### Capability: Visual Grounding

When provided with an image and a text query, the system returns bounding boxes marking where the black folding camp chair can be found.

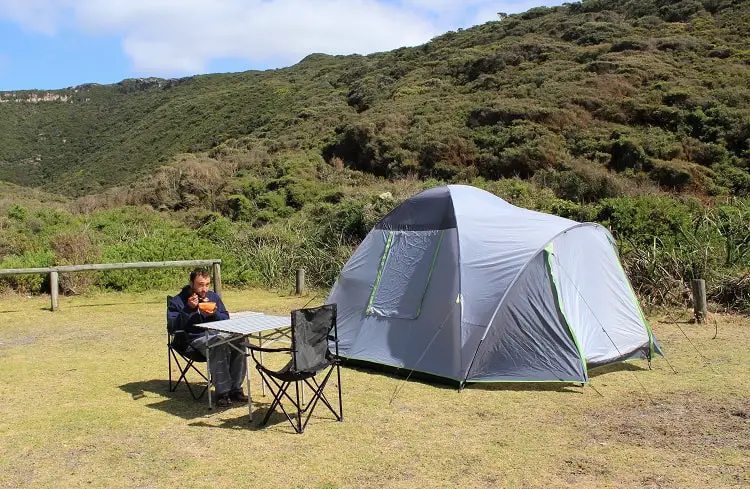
[248,304,343,433]
[166,296,208,400]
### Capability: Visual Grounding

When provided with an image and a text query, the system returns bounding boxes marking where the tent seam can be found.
[366,231,393,314]
[447,188,465,386]
[463,222,596,382]
[545,244,588,379]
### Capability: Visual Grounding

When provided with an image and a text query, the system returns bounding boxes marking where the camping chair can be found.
[248,304,343,433]
[166,296,209,400]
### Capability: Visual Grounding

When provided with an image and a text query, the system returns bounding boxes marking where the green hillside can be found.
[1,0,748,196]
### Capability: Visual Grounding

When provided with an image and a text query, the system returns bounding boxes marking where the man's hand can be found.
[187,294,199,310]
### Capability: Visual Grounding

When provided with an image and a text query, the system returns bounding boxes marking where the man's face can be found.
[190,275,211,299]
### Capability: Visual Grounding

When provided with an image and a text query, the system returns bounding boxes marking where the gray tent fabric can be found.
[466,253,586,382]
[327,185,661,385]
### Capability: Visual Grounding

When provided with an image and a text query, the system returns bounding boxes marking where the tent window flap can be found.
[367,230,443,319]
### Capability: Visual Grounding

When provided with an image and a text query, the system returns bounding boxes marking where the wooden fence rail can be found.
[0,260,222,311]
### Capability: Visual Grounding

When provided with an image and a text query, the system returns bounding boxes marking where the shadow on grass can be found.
[120,379,209,419]
[588,362,649,378]
[119,379,300,432]
[343,362,583,393]
[465,382,584,393]
[187,409,291,432]
[186,408,341,433]
[343,363,458,392]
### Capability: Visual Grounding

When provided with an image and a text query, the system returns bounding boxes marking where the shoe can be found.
[214,393,233,407]
[230,390,249,402]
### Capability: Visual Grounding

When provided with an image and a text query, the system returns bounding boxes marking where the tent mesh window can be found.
[367,230,443,319]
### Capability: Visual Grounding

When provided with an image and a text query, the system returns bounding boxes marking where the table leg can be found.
[206,330,212,410]
[259,333,266,397]
[245,342,252,422]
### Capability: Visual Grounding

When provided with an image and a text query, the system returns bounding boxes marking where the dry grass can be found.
[0,290,748,489]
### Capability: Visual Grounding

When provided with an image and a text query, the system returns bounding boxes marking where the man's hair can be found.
[190,267,211,282]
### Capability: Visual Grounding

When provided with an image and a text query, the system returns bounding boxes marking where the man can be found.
[167,267,248,407]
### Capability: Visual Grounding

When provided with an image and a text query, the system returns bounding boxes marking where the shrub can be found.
[710,272,750,312]
[533,164,625,203]
[0,250,55,293]
[51,232,101,295]
[608,137,651,172]
[227,194,255,222]
[474,121,569,178]
[691,142,731,166]
[713,165,750,196]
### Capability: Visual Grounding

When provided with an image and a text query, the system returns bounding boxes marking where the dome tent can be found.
[326,185,662,386]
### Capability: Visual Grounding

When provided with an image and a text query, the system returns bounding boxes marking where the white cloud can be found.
[0,0,564,76]
[0,0,72,34]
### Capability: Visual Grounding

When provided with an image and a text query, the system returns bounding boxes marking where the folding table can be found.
[197,311,291,420]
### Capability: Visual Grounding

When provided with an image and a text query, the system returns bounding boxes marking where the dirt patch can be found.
[585,392,750,455]
[0,335,39,349]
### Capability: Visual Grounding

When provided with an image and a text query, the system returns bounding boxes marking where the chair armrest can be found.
[247,344,292,353]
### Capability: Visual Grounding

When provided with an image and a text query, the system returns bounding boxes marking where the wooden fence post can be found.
[296,268,305,295]
[691,279,707,324]
[213,262,222,298]
[50,270,59,311]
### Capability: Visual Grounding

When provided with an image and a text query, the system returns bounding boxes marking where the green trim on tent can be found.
[366,231,393,314]
[468,378,589,384]
[608,240,656,359]
[544,243,587,374]
[415,230,445,317]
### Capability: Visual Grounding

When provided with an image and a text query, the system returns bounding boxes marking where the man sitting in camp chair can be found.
[167,267,247,407]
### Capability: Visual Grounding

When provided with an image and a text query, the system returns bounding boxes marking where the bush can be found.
[227,194,255,222]
[533,164,625,203]
[710,272,750,312]
[713,165,750,196]
[608,137,651,172]
[97,230,223,291]
[51,232,101,295]
[0,250,55,293]
[474,121,569,178]
[649,159,693,190]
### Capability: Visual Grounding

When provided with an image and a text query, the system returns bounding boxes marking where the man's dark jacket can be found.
[167,285,230,344]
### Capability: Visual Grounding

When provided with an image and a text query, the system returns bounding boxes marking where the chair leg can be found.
[295,380,303,433]
[303,373,340,420]
[300,367,340,432]
[170,351,186,392]
[336,363,343,422]
[256,369,303,433]
[169,348,208,400]
[168,343,173,392]
[252,365,342,434]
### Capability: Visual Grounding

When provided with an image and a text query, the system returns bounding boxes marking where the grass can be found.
[0,289,748,488]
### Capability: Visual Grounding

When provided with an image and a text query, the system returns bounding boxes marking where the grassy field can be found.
[0,289,748,488]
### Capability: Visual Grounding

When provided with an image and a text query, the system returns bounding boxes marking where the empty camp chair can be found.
[166,295,208,400]
[248,304,343,433]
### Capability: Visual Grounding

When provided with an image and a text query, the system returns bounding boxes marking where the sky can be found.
[0,0,565,91]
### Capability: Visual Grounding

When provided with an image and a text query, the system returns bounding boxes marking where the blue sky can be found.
[0,0,564,91]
